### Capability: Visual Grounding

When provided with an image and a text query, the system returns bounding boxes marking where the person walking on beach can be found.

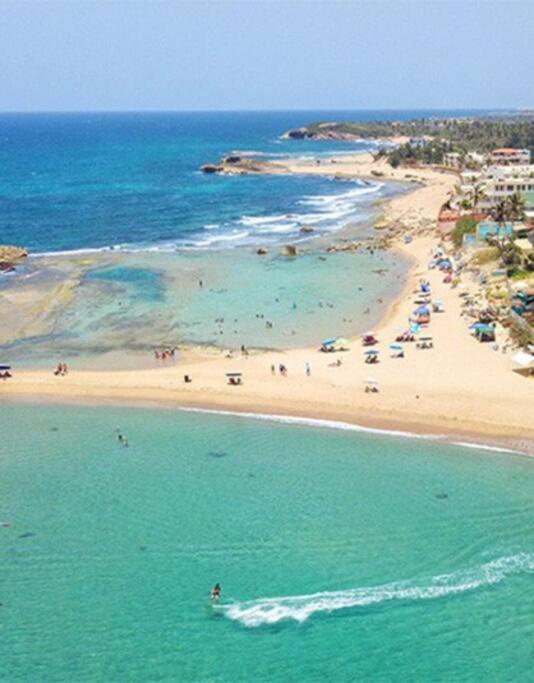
[271,364,275,375]
[305,362,311,376]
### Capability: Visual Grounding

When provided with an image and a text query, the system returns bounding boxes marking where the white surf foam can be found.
[221,554,534,627]
[176,406,530,457]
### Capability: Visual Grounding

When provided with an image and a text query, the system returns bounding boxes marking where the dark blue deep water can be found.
[0,110,486,253]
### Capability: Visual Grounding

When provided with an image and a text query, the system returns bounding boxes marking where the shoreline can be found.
[2,152,532,455]
[2,392,531,458]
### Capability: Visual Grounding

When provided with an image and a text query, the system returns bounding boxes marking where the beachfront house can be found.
[444,151,485,170]
[457,165,534,211]
[488,148,531,166]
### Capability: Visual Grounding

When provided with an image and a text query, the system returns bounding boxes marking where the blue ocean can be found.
[0,109,491,364]
[0,109,482,253]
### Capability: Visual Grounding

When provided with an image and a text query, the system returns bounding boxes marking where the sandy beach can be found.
[2,154,532,453]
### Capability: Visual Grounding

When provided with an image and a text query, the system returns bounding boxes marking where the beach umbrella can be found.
[0,364,11,370]
[414,305,430,316]
[364,349,379,355]
[322,338,336,346]
[389,344,403,351]
[410,323,420,334]
[364,377,378,384]
[335,338,350,346]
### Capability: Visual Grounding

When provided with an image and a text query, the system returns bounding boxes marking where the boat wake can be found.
[220,554,534,627]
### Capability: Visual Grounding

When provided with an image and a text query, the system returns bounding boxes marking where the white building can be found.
[443,151,485,169]
[488,148,531,166]
[458,165,534,208]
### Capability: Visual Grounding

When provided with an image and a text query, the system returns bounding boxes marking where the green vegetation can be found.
[302,116,534,155]
[452,216,478,247]
[472,247,500,265]
[508,318,534,348]
[491,193,527,225]
[509,268,533,281]
[385,140,451,168]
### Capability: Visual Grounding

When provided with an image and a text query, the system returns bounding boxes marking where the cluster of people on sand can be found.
[0,370,12,380]
[270,363,288,376]
[270,362,311,376]
[53,363,68,376]
[154,348,177,360]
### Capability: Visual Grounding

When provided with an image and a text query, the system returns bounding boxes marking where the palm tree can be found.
[487,200,510,257]
[491,199,508,227]
[506,192,526,222]
[469,184,486,212]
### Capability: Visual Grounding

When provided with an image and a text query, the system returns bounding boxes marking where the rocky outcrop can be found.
[299,225,314,234]
[281,244,297,257]
[201,157,287,176]
[283,127,315,140]
[256,247,268,255]
[200,164,221,174]
[282,125,365,141]
[0,245,28,272]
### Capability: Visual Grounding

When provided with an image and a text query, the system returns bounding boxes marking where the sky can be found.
[0,0,532,112]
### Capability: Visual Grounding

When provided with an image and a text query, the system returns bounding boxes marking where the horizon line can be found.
[0,107,527,116]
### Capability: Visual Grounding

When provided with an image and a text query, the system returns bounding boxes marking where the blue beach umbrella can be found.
[364,349,379,355]
[322,338,336,346]
[414,305,430,316]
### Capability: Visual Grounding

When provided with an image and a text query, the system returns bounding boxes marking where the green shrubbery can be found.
[452,217,478,247]
[472,247,500,265]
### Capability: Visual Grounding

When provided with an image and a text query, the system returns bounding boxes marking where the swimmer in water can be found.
[211,583,221,601]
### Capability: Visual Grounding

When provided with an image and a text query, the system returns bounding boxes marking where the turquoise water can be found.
[1,404,533,681]
[3,248,408,366]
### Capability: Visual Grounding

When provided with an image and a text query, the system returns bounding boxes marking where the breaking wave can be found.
[220,554,534,627]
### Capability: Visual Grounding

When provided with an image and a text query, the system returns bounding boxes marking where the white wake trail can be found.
[220,554,534,627]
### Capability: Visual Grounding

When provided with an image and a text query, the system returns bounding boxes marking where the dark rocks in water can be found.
[208,451,228,459]
[49,427,59,432]
[200,164,221,174]
[223,155,242,164]
[435,493,449,500]
[281,244,297,257]
[139,545,147,552]
[299,225,314,234]
[256,247,268,255]
[285,127,314,140]
[18,532,35,539]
